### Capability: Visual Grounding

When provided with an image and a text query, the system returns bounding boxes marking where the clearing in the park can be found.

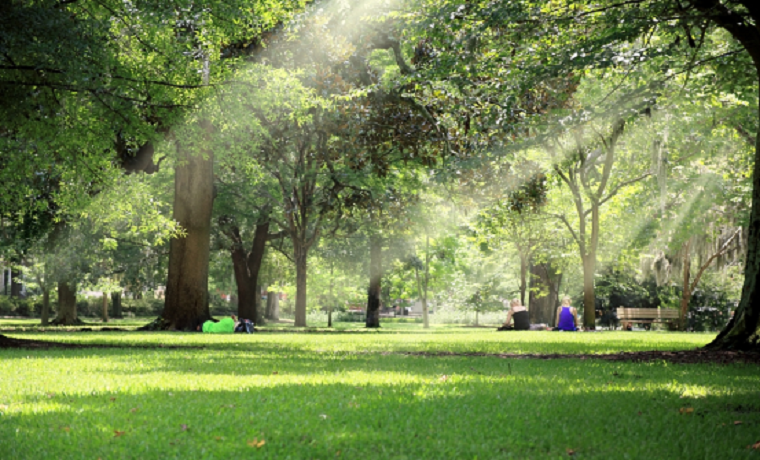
[1,324,758,459]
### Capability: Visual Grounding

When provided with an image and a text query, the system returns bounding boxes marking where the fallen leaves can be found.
[61,426,71,432]
[566,448,576,456]
[734,420,743,425]
[129,408,138,413]
[748,441,760,450]
[319,414,329,419]
[679,407,694,414]
[113,430,126,437]
[272,371,279,375]
[247,438,266,448]
[181,424,188,431]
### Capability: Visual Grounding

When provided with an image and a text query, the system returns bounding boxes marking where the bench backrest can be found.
[616,308,680,319]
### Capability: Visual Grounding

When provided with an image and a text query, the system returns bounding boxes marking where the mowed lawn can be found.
[1,326,758,459]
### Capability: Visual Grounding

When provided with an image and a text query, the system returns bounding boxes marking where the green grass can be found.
[1,327,758,459]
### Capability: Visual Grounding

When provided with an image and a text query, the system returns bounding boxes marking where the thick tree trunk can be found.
[111,292,122,319]
[708,88,760,349]
[366,234,382,328]
[101,292,109,323]
[230,221,269,324]
[40,288,50,326]
[529,262,562,325]
[161,134,214,331]
[52,281,80,325]
[231,246,257,322]
[294,247,308,327]
[10,268,22,298]
[680,239,692,330]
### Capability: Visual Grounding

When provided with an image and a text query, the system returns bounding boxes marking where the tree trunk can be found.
[161,132,215,331]
[230,221,269,324]
[52,281,79,325]
[231,245,257,322]
[10,267,22,298]
[680,239,692,330]
[294,246,308,327]
[529,262,562,325]
[708,98,760,348]
[519,255,528,307]
[40,288,50,326]
[265,291,273,319]
[581,253,596,329]
[475,310,479,326]
[111,292,122,319]
[101,292,109,323]
[365,233,382,328]
[270,291,280,321]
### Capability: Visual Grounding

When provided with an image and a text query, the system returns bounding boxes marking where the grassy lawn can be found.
[1,325,758,459]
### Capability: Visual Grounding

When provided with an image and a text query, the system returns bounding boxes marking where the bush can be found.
[121,298,164,317]
[0,296,39,317]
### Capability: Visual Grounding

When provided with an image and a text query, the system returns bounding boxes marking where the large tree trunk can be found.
[230,221,269,324]
[111,292,122,319]
[10,267,22,298]
[529,262,562,325]
[40,288,50,326]
[161,131,215,331]
[708,91,760,349]
[695,0,760,350]
[52,281,80,325]
[294,245,308,327]
[365,234,382,328]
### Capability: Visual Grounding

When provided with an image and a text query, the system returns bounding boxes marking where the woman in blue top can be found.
[555,296,579,331]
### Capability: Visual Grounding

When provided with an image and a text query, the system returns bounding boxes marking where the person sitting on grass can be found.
[498,299,549,331]
[197,315,237,333]
[553,296,579,331]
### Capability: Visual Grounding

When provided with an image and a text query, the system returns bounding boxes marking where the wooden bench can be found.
[616,308,680,329]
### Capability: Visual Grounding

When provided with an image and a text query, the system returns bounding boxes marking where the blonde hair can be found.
[510,298,522,307]
[561,296,572,306]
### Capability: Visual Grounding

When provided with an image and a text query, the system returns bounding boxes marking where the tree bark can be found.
[270,291,280,321]
[161,127,215,331]
[52,281,79,325]
[529,262,562,325]
[111,292,122,319]
[365,233,382,328]
[680,239,692,330]
[101,292,109,323]
[519,254,528,306]
[695,0,760,350]
[294,244,308,327]
[40,288,50,326]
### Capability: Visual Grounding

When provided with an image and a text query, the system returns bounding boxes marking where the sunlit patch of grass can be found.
[1,329,757,459]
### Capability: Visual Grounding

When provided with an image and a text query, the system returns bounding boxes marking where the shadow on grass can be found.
[1,360,759,460]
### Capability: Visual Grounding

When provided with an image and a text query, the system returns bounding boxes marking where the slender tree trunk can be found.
[519,254,528,307]
[475,310,479,326]
[328,262,334,328]
[366,233,382,328]
[53,281,79,325]
[162,132,214,331]
[294,245,308,327]
[680,239,692,330]
[40,288,50,326]
[101,292,109,323]
[111,292,122,319]
[529,262,562,325]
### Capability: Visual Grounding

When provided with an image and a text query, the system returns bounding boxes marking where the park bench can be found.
[616,308,679,330]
